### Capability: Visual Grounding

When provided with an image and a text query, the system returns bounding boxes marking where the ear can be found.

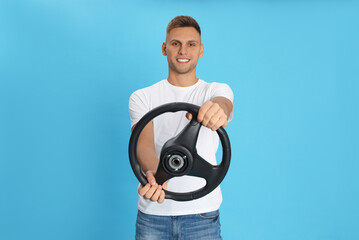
[199,43,204,58]
[162,42,167,56]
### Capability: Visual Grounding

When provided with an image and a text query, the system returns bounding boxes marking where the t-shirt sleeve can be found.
[210,83,234,121]
[129,90,150,128]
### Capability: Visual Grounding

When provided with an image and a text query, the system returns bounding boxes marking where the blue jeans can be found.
[135,209,222,240]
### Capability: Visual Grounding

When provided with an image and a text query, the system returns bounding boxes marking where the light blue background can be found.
[1,0,358,239]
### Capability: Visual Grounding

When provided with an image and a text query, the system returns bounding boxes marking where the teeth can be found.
[177,59,189,62]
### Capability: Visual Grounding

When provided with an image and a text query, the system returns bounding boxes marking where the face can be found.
[162,27,204,75]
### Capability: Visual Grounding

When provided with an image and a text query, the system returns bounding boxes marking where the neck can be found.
[167,70,198,87]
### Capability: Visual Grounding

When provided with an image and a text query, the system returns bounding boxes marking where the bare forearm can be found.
[134,121,159,174]
[131,121,166,203]
[137,145,159,173]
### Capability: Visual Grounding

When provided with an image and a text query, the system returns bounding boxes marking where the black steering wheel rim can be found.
[129,102,231,201]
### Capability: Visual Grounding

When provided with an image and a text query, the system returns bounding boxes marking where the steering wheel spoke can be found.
[154,165,172,185]
[170,120,201,153]
[188,153,219,185]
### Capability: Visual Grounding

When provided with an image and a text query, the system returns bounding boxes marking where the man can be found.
[129,15,234,240]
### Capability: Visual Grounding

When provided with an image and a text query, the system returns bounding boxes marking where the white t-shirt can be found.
[129,79,234,216]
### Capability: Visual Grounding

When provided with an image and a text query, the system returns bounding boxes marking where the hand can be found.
[186,101,228,131]
[138,171,167,204]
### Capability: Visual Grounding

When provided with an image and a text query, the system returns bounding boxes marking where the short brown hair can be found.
[166,16,201,36]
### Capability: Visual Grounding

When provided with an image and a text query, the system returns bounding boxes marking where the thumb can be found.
[146,170,156,185]
[186,112,192,120]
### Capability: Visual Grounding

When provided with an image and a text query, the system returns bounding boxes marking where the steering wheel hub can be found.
[168,155,184,171]
[162,148,191,175]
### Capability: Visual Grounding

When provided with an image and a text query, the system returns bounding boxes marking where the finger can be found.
[197,101,213,122]
[211,116,226,131]
[202,104,220,126]
[138,184,151,196]
[145,184,158,199]
[186,112,192,120]
[146,171,156,185]
[207,112,220,129]
[158,190,166,204]
[151,185,162,201]
[209,108,227,129]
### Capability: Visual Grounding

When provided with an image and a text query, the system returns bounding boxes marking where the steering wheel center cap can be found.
[162,148,193,176]
[168,154,185,171]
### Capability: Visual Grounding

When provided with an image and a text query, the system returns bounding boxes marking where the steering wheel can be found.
[128,102,231,201]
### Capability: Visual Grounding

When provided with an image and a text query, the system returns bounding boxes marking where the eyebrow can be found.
[170,39,200,44]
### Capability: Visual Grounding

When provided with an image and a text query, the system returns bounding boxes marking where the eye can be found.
[189,43,196,47]
[172,42,179,46]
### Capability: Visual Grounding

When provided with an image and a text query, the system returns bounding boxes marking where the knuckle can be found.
[146,194,154,200]
[145,190,153,199]
[138,185,147,196]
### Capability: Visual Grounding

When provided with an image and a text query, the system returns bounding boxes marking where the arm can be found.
[132,121,159,174]
[131,121,167,203]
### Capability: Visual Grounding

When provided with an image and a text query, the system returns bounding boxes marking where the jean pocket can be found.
[198,210,220,219]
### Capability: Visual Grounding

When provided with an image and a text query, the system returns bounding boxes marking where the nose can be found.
[178,45,188,55]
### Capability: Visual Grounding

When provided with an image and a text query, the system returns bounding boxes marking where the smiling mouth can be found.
[177,58,190,63]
